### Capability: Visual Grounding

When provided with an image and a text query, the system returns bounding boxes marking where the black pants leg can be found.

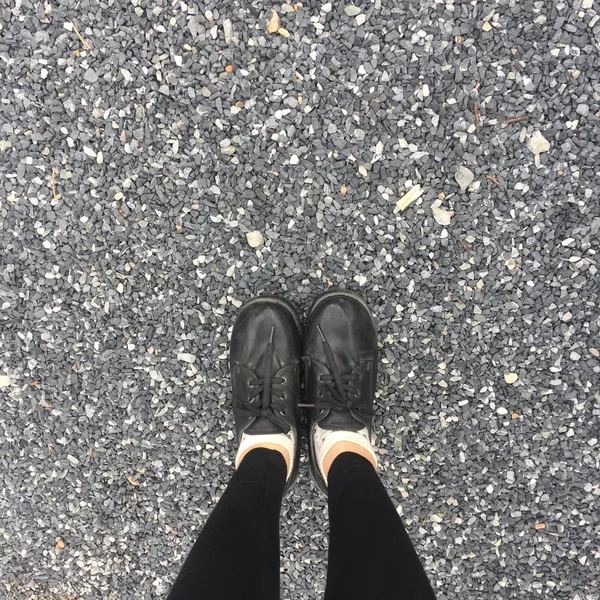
[325,452,437,600]
[167,448,286,600]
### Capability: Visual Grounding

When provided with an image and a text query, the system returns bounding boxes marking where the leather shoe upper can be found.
[303,291,378,434]
[230,296,302,439]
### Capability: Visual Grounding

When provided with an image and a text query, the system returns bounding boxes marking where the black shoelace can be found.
[236,326,290,433]
[314,325,373,427]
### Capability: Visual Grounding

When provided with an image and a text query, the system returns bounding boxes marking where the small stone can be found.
[527,131,551,155]
[290,154,299,165]
[83,68,98,84]
[355,13,366,25]
[223,19,235,44]
[394,185,424,213]
[431,202,454,225]
[177,352,196,364]
[358,164,368,177]
[246,230,265,248]
[0,375,11,388]
[266,9,281,33]
[497,407,508,415]
[344,5,362,16]
[504,373,519,384]
[482,21,492,31]
[455,166,475,191]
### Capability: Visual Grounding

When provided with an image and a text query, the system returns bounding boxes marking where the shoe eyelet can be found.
[281,377,287,384]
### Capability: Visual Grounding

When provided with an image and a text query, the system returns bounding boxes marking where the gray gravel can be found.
[1,0,599,598]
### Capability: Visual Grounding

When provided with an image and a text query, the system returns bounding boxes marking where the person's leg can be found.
[325,451,436,600]
[167,296,303,600]
[167,447,286,600]
[303,291,437,600]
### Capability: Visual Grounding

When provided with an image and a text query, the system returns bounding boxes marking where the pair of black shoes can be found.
[230,291,378,495]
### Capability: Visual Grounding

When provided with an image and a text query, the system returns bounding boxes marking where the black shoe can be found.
[303,290,378,494]
[230,296,302,494]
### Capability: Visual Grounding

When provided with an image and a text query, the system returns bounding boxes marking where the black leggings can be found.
[167,449,436,600]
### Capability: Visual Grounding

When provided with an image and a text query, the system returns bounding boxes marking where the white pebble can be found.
[527,130,551,155]
[344,5,361,16]
[246,230,264,248]
[177,352,196,364]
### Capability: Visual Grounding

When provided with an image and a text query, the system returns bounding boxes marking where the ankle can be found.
[323,441,377,481]
[237,442,291,476]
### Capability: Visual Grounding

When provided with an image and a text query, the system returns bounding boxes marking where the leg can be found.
[325,452,437,600]
[302,291,437,599]
[167,448,286,600]
[168,296,303,600]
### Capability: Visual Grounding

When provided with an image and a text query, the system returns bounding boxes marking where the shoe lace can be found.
[314,325,373,426]
[235,326,290,433]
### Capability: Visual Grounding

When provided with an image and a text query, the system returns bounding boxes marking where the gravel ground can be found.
[1,0,599,598]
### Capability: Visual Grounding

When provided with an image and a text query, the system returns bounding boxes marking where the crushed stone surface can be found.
[0,1,599,598]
